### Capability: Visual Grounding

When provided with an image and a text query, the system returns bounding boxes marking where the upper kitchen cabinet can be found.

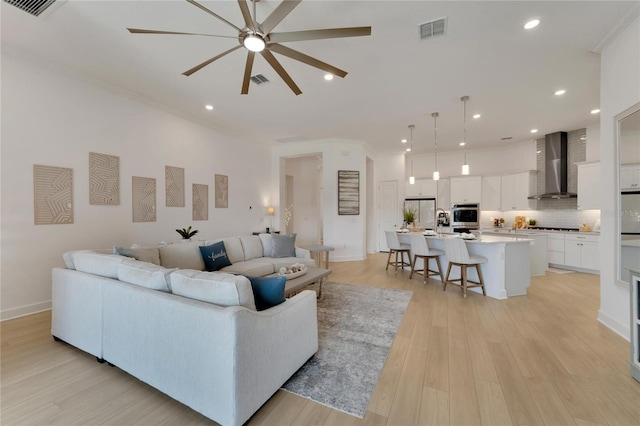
[501,171,537,210]
[577,161,601,210]
[405,178,437,198]
[621,163,640,191]
[482,176,502,210]
[450,176,481,203]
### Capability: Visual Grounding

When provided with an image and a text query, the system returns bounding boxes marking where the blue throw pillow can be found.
[271,233,297,258]
[248,275,286,311]
[199,241,232,272]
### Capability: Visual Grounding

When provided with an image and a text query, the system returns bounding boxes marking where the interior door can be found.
[378,181,398,252]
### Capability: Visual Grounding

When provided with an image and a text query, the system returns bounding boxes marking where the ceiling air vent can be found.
[419,17,447,40]
[250,74,269,85]
[4,0,56,16]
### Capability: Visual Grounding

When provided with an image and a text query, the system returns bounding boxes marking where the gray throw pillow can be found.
[271,233,297,258]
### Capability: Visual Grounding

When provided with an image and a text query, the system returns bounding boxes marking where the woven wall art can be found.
[132,176,156,222]
[89,152,120,205]
[165,165,185,207]
[192,183,208,221]
[215,174,228,208]
[33,164,74,225]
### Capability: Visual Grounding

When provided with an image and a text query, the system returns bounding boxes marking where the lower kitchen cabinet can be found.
[564,234,599,271]
[547,234,565,265]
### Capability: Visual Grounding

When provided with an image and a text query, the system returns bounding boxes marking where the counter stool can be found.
[443,238,487,298]
[408,233,444,284]
[384,231,411,272]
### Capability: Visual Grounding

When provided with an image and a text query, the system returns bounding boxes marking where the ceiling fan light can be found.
[462,164,470,175]
[433,171,440,181]
[243,35,265,52]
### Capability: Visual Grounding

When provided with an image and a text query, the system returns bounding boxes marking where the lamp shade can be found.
[462,164,470,175]
[433,171,440,181]
[409,176,415,185]
[267,207,275,215]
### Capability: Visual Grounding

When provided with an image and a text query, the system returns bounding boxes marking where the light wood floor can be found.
[2,253,639,425]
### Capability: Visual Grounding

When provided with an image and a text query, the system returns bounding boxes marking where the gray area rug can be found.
[281,282,412,418]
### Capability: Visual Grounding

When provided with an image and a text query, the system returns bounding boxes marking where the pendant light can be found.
[431,113,440,181]
[461,95,470,175]
[408,124,415,184]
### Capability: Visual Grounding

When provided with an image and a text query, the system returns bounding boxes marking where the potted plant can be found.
[176,226,199,240]
[403,207,417,227]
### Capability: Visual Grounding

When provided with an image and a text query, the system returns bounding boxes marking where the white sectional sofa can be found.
[52,234,318,426]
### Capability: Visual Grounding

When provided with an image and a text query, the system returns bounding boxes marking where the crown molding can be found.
[591,3,640,54]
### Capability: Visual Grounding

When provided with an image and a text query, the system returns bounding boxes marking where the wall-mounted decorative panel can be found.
[132,176,156,222]
[33,164,74,225]
[338,170,360,215]
[192,183,208,221]
[165,165,185,207]
[215,174,228,208]
[89,152,120,205]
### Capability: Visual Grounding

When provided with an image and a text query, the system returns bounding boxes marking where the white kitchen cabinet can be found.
[547,233,565,265]
[500,171,537,210]
[405,179,437,198]
[564,234,599,271]
[450,176,481,203]
[482,176,502,210]
[577,161,601,210]
[621,163,640,191]
[437,178,450,211]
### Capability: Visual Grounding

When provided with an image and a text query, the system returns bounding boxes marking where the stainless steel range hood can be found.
[528,131,577,200]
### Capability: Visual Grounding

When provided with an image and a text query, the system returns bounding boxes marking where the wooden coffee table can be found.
[269,267,331,299]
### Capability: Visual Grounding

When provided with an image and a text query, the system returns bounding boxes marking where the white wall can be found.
[273,140,367,262]
[599,13,640,339]
[284,155,322,245]
[586,124,601,161]
[1,50,271,320]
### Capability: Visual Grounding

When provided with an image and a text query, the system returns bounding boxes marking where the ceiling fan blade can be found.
[260,49,302,95]
[237,0,253,28]
[241,51,255,95]
[127,28,236,39]
[269,26,372,43]
[261,0,302,34]
[268,43,347,78]
[182,45,243,76]
[185,0,242,32]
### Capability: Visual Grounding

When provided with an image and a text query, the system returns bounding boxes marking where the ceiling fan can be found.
[128,0,372,95]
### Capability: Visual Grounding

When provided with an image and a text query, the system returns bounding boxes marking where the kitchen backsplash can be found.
[482,209,600,230]
[535,128,586,210]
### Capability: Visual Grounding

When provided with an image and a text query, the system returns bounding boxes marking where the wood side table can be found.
[300,245,335,269]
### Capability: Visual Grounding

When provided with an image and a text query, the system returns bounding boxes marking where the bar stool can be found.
[442,238,487,298]
[408,233,444,284]
[384,230,411,272]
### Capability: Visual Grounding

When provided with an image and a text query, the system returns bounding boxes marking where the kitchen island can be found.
[397,232,532,299]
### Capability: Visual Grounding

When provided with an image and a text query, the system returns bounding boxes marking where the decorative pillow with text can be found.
[199,241,232,272]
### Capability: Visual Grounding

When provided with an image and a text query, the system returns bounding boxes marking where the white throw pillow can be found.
[258,233,273,258]
[117,259,176,292]
[221,237,245,264]
[169,270,256,310]
[240,235,264,261]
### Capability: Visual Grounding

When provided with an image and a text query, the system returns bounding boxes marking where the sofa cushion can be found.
[117,259,176,292]
[63,249,112,270]
[247,275,286,311]
[158,241,205,270]
[113,246,161,265]
[240,235,264,261]
[271,233,297,258]
[200,242,232,272]
[220,260,275,277]
[222,237,244,264]
[258,233,273,258]
[73,252,125,279]
[170,270,256,310]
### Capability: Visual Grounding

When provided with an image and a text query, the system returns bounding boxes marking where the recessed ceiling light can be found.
[554,89,566,96]
[524,19,540,30]
[324,74,334,81]
[530,129,538,133]
[401,139,407,143]
[459,142,466,146]
[205,105,214,110]
[406,148,411,152]
[473,114,481,119]
[591,109,601,114]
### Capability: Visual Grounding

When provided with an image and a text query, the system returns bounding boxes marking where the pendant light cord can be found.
[432,112,439,171]
[462,96,468,164]
[409,124,414,177]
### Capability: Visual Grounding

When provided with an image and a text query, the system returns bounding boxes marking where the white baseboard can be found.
[1,301,51,322]
[597,309,630,341]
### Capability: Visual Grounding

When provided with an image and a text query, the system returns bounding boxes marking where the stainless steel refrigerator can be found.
[621,191,640,235]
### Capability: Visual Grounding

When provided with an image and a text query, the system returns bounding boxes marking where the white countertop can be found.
[487,228,600,236]
[420,233,532,244]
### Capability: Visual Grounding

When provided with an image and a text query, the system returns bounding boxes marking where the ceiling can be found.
[2,1,636,155]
